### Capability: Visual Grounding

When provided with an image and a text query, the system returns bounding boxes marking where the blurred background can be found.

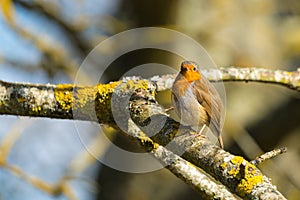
[0,0,299,199]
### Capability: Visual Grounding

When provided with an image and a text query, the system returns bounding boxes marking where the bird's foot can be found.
[193,133,207,139]
[164,106,174,113]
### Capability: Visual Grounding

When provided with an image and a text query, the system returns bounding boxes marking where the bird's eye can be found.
[193,67,197,71]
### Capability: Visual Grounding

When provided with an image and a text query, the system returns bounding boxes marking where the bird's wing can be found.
[193,76,223,136]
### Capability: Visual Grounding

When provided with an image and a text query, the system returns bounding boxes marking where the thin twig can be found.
[3,2,80,78]
[250,147,288,166]
[14,0,90,54]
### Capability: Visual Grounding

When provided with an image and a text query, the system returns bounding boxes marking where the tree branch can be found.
[0,66,294,199]
[2,2,80,78]
[1,67,298,119]
[14,0,90,55]
[128,86,286,200]
[250,147,288,166]
[126,119,238,200]
[151,67,300,92]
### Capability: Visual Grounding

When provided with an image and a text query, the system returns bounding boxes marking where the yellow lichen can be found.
[226,156,264,196]
[220,162,227,168]
[17,97,26,103]
[139,136,153,145]
[228,156,244,176]
[31,106,42,112]
[96,81,120,104]
[136,80,151,91]
[53,80,153,120]
[96,80,151,104]
[152,142,160,149]
[237,163,263,196]
[168,130,178,141]
[54,84,74,110]
[238,175,263,195]
[230,156,244,165]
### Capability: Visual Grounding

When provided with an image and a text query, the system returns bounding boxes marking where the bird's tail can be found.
[218,135,224,149]
[210,123,224,149]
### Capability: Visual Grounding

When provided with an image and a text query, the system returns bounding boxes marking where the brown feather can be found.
[193,76,224,148]
[172,61,224,148]
[193,77,222,135]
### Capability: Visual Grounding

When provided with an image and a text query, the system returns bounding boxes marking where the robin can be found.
[171,61,224,148]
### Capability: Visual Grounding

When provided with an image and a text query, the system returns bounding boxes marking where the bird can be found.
[171,61,224,148]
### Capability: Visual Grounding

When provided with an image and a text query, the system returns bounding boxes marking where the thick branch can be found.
[128,88,286,200]
[0,80,92,121]
[0,67,292,199]
[0,79,237,199]
[126,119,238,200]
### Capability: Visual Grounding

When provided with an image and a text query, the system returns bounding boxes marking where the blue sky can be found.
[0,1,119,199]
